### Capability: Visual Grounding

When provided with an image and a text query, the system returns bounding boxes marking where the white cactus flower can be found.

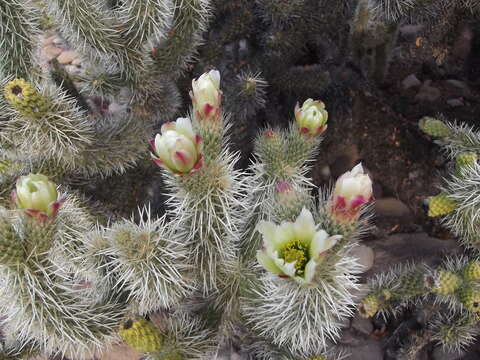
[330,163,373,223]
[150,117,203,175]
[256,207,342,286]
[190,70,222,120]
[295,98,328,135]
[15,174,60,218]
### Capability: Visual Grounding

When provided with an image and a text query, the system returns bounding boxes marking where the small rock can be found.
[415,82,441,102]
[402,74,421,89]
[347,339,383,360]
[40,34,56,46]
[72,57,82,66]
[375,197,411,218]
[366,233,462,276]
[351,314,374,336]
[351,245,375,273]
[445,79,469,90]
[400,24,424,39]
[447,98,464,107]
[432,346,465,360]
[57,50,78,64]
[43,45,62,61]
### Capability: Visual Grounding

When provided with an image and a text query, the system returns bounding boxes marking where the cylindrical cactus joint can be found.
[427,194,458,217]
[4,78,50,118]
[118,318,164,353]
[419,116,452,137]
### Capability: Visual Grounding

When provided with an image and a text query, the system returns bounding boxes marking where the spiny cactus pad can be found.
[458,286,480,313]
[456,153,478,174]
[359,293,380,318]
[463,261,480,282]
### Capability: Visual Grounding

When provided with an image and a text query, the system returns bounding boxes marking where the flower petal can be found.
[256,221,278,252]
[256,250,283,275]
[293,207,316,243]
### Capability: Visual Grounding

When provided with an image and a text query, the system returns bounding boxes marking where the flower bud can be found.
[14,174,61,220]
[295,99,328,136]
[329,163,373,223]
[150,117,203,175]
[419,116,452,137]
[190,70,222,121]
[427,194,457,217]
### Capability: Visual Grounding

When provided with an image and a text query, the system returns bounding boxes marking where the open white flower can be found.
[150,117,203,175]
[190,70,221,120]
[256,207,342,285]
[295,98,328,136]
[330,163,373,223]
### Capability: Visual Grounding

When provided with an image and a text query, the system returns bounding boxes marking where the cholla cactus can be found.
[359,116,480,356]
[0,64,375,359]
[0,0,211,211]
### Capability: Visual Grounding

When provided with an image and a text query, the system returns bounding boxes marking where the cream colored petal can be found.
[256,251,283,275]
[350,163,364,176]
[208,70,221,89]
[256,221,278,251]
[303,259,318,284]
[293,207,316,243]
[309,229,329,259]
[274,222,296,248]
[274,255,296,277]
[175,117,195,140]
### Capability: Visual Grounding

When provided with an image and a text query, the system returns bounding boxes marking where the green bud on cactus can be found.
[359,293,380,318]
[295,98,328,136]
[463,261,480,282]
[14,174,60,220]
[428,194,458,217]
[419,117,452,137]
[431,270,462,295]
[118,318,164,353]
[4,78,50,118]
[455,153,478,174]
[457,285,480,313]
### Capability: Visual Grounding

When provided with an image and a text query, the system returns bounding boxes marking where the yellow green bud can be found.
[428,194,458,217]
[118,318,164,353]
[463,261,480,282]
[419,117,452,137]
[359,293,380,318]
[458,286,480,313]
[456,153,477,174]
[431,270,462,295]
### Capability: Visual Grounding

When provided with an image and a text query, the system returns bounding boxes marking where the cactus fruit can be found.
[431,270,462,295]
[4,78,50,118]
[463,261,480,282]
[118,318,164,353]
[359,293,380,318]
[457,286,480,313]
[419,117,452,137]
[428,194,458,217]
[456,153,478,174]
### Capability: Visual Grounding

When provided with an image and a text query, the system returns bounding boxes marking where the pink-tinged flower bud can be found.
[329,163,373,223]
[13,174,63,223]
[190,70,222,121]
[295,99,328,136]
[150,117,203,175]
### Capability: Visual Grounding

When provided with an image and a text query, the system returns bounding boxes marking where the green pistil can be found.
[282,239,309,274]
